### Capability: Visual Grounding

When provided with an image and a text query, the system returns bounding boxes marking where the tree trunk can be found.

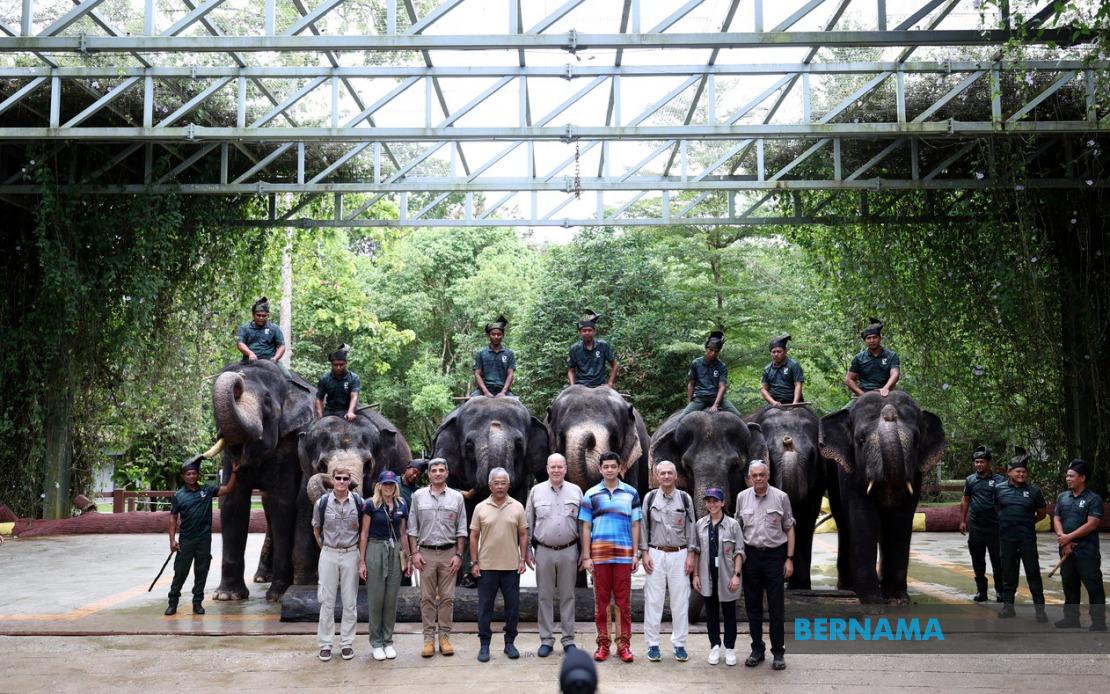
[280,228,293,367]
[41,346,75,519]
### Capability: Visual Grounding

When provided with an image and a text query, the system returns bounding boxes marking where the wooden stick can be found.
[815,512,834,529]
[1048,552,1071,578]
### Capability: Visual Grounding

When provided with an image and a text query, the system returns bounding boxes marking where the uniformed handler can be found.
[236,297,286,366]
[315,344,361,421]
[401,458,428,509]
[959,446,1005,602]
[641,460,699,663]
[566,311,617,388]
[1052,459,1106,631]
[165,457,240,616]
[994,448,1047,621]
[408,457,468,658]
[473,315,516,397]
[692,488,743,666]
[470,467,529,662]
[760,334,805,407]
[312,465,363,662]
[524,453,583,657]
[844,318,900,398]
[736,460,794,671]
[680,331,741,417]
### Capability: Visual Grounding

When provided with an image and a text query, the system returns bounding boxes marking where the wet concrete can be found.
[1,533,1108,692]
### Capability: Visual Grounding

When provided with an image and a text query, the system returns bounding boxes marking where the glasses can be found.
[333,476,351,482]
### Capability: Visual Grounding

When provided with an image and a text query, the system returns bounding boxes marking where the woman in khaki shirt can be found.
[692,488,744,666]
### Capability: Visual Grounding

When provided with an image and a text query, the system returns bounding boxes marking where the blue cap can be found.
[703,487,725,501]
[378,470,399,485]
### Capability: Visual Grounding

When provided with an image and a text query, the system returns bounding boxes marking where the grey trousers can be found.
[536,544,578,646]
[317,547,360,648]
[365,539,403,647]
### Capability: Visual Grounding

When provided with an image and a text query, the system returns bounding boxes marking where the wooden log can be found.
[13,509,268,537]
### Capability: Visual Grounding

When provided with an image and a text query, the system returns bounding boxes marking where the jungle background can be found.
[0,0,1108,518]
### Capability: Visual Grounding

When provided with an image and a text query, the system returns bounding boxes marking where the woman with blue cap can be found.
[359,469,412,660]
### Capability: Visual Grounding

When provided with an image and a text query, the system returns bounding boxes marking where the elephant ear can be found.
[432,407,462,467]
[918,410,946,474]
[618,406,644,478]
[280,390,314,439]
[745,422,769,466]
[297,430,314,479]
[649,415,684,480]
[525,415,551,483]
[819,408,854,474]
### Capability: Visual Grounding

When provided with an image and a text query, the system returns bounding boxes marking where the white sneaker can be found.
[724,648,737,666]
[372,647,386,661]
[384,645,397,659]
[707,645,720,665]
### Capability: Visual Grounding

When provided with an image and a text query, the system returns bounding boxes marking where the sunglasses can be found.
[333,476,351,482]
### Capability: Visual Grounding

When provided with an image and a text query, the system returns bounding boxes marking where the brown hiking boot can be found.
[438,635,455,656]
[421,640,435,658]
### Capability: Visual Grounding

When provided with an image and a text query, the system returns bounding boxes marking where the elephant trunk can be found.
[476,421,512,491]
[565,423,608,487]
[875,404,910,498]
[213,371,263,444]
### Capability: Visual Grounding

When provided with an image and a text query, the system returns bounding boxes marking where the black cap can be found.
[578,310,602,329]
[705,330,725,349]
[181,456,202,473]
[769,333,791,351]
[860,318,883,338]
[485,315,508,334]
[1068,459,1090,478]
[407,458,429,473]
[559,646,599,694]
[328,343,350,362]
[1008,446,1030,470]
[972,446,992,461]
[251,296,270,314]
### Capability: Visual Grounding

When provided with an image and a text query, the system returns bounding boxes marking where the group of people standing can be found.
[960,449,1105,630]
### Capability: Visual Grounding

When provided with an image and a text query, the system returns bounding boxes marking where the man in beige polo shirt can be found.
[408,457,468,658]
[469,467,528,663]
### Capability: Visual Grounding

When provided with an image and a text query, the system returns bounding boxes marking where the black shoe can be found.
[998,603,1016,619]
[972,591,988,602]
[537,644,553,658]
[193,602,206,615]
[164,603,178,616]
[459,575,478,589]
[477,643,490,663]
[1090,623,1108,632]
[1035,606,1048,623]
[771,657,786,671]
[504,642,520,659]
[745,652,765,667]
[1055,618,1081,629]
[564,644,577,653]
[995,595,1003,603]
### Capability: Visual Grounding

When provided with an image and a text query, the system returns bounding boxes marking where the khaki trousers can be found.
[317,547,360,648]
[535,544,578,646]
[418,546,458,639]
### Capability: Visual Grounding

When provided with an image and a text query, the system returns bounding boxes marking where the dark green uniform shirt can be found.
[964,472,1006,527]
[170,483,219,540]
[761,358,804,403]
[688,356,729,399]
[1053,489,1104,559]
[473,345,516,393]
[316,371,362,416]
[849,347,900,391]
[236,321,285,361]
[566,339,615,388]
[994,480,1046,542]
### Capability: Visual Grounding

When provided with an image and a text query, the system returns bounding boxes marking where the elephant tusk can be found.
[906,482,914,495]
[200,438,226,459]
[866,480,875,496]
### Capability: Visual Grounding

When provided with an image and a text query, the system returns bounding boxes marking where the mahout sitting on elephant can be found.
[207,359,314,602]
[819,391,945,603]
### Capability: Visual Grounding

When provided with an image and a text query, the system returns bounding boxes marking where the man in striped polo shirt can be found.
[579,451,642,663]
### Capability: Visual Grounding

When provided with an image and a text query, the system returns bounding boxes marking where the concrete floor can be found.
[1,532,1108,692]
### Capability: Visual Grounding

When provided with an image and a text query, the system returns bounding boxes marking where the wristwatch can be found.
[786,555,794,560]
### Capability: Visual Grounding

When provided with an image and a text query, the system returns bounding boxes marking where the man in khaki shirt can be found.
[470,467,528,662]
[735,460,795,671]
[408,458,468,657]
[525,453,583,656]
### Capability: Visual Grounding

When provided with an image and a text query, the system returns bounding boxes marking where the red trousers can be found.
[593,562,633,645]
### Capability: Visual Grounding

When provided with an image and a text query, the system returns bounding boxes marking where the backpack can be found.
[644,488,694,541]
[316,491,365,528]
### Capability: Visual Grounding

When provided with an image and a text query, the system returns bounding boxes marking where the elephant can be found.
[745,405,834,590]
[431,396,550,506]
[298,409,413,583]
[545,385,650,495]
[818,391,945,604]
[649,410,767,519]
[207,360,314,602]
